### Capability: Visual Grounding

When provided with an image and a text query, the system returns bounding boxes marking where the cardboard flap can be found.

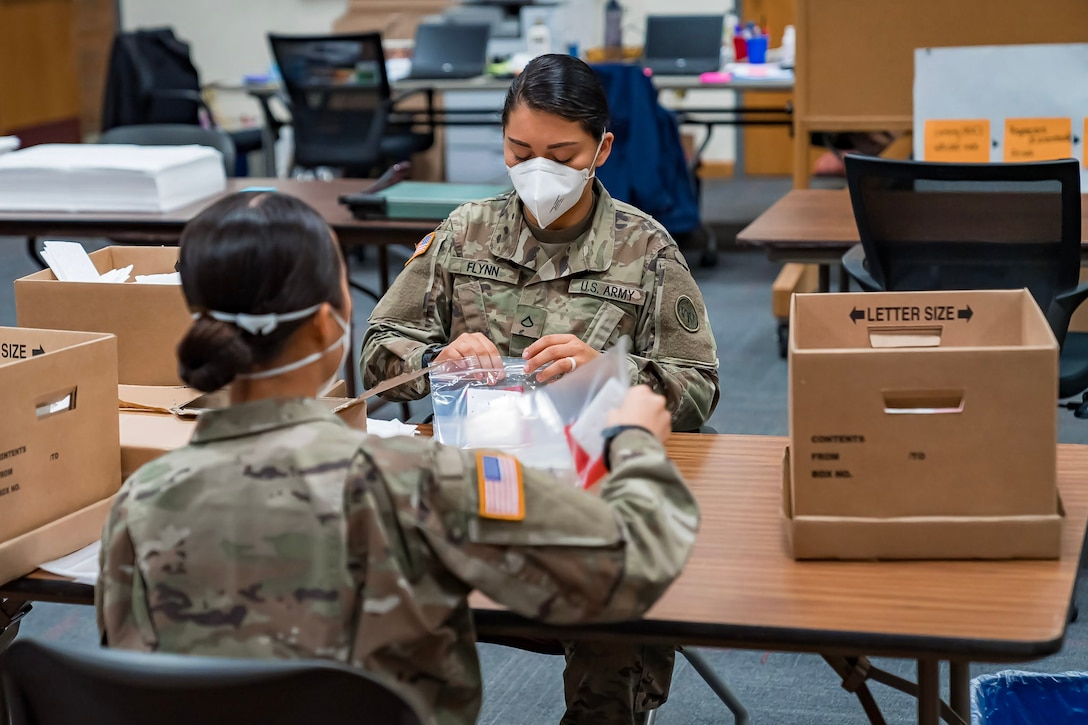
[118,384,203,413]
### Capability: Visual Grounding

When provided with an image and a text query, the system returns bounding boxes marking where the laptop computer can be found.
[406,23,491,80]
[643,15,725,76]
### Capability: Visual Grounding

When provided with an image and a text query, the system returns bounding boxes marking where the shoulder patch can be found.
[405,232,436,266]
[675,295,701,333]
[476,452,525,521]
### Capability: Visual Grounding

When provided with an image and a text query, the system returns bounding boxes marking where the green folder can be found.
[341,181,512,220]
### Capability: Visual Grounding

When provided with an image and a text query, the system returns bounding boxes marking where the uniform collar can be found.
[190,397,343,444]
[488,180,617,281]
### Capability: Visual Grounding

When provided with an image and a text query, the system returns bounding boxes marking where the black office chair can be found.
[0,638,424,725]
[841,155,1088,413]
[99,124,237,178]
[101,28,264,176]
[268,33,434,177]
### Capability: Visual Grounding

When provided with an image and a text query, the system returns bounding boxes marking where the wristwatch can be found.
[600,424,653,471]
[421,345,445,368]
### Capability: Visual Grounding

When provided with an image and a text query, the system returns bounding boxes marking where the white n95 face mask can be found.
[237,311,351,397]
[507,136,605,229]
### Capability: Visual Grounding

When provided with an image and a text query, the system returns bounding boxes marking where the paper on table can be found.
[366,418,419,438]
[40,541,101,585]
[0,136,19,154]
[135,272,181,285]
[41,241,102,281]
[726,62,793,81]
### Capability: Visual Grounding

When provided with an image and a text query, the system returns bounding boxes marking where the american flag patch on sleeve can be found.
[476,452,525,521]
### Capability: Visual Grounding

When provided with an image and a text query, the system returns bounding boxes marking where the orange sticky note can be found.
[923,120,990,162]
[1004,118,1073,162]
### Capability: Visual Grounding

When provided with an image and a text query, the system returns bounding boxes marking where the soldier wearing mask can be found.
[96,191,700,725]
[361,53,720,435]
[361,53,719,724]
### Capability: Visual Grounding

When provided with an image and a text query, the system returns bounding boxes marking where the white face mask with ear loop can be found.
[507,135,606,229]
[235,311,351,397]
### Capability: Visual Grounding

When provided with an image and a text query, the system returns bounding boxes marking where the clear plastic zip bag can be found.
[430,339,631,488]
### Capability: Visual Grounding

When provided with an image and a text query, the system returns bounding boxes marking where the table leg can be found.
[26,236,44,269]
[949,662,970,722]
[817,263,830,293]
[379,246,390,294]
[917,659,940,725]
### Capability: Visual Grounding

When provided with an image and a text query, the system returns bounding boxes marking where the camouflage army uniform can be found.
[361,182,720,432]
[96,398,699,725]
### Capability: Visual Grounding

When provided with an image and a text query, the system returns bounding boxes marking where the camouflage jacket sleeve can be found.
[96,480,155,649]
[365,429,698,625]
[359,220,457,401]
[630,247,720,431]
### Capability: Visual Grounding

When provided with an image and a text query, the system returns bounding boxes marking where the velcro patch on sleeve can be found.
[476,452,525,521]
[405,232,436,266]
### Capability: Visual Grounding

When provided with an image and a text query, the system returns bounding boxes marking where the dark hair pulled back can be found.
[176,192,344,392]
[501,54,609,139]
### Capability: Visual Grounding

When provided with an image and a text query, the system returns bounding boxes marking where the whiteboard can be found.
[913,43,1088,186]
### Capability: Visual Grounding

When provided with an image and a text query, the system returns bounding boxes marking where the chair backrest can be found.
[845,155,1082,333]
[1,639,424,725]
[268,33,391,172]
[102,28,203,131]
[99,123,237,177]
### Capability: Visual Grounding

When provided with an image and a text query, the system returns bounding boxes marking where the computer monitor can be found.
[643,15,725,76]
[408,23,491,80]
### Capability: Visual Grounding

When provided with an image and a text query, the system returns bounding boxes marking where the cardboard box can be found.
[0,496,115,586]
[118,387,369,480]
[15,246,191,386]
[0,327,121,573]
[789,289,1058,523]
[782,447,1064,560]
[772,263,820,320]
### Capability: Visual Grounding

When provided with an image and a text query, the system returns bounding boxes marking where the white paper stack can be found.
[41,541,101,585]
[40,240,179,284]
[0,144,227,213]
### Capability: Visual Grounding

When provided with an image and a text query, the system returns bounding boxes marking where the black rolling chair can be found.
[268,33,434,177]
[841,155,1088,414]
[1,638,424,725]
[99,124,237,177]
[101,28,264,176]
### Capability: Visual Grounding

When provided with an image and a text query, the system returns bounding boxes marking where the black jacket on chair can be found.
[101,28,203,131]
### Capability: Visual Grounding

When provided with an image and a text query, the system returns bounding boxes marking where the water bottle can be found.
[604,0,623,60]
[781,25,796,68]
[527,17,552,58]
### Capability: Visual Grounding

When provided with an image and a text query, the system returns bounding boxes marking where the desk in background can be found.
[4,433,1087,725]
[737,189,1088,292]
[235,72,794,183]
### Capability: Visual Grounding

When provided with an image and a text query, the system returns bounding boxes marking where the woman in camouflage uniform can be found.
[362,54,720,724]
[96,192,700,725]
[362,54,719,434]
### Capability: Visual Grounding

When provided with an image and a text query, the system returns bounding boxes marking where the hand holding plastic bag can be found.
[431,339,632,488]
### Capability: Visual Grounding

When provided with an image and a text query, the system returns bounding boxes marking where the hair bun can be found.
[177,315,253,392]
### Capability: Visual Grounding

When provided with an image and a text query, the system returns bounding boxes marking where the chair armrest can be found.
[391,88,435,129]
[1049,282,1088,345]
[1055,282,1088,316]
[841,244,881,291]
[149,89,220,127]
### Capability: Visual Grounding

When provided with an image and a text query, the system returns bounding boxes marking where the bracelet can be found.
[421,345,445,368]
[601,424,653,471]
